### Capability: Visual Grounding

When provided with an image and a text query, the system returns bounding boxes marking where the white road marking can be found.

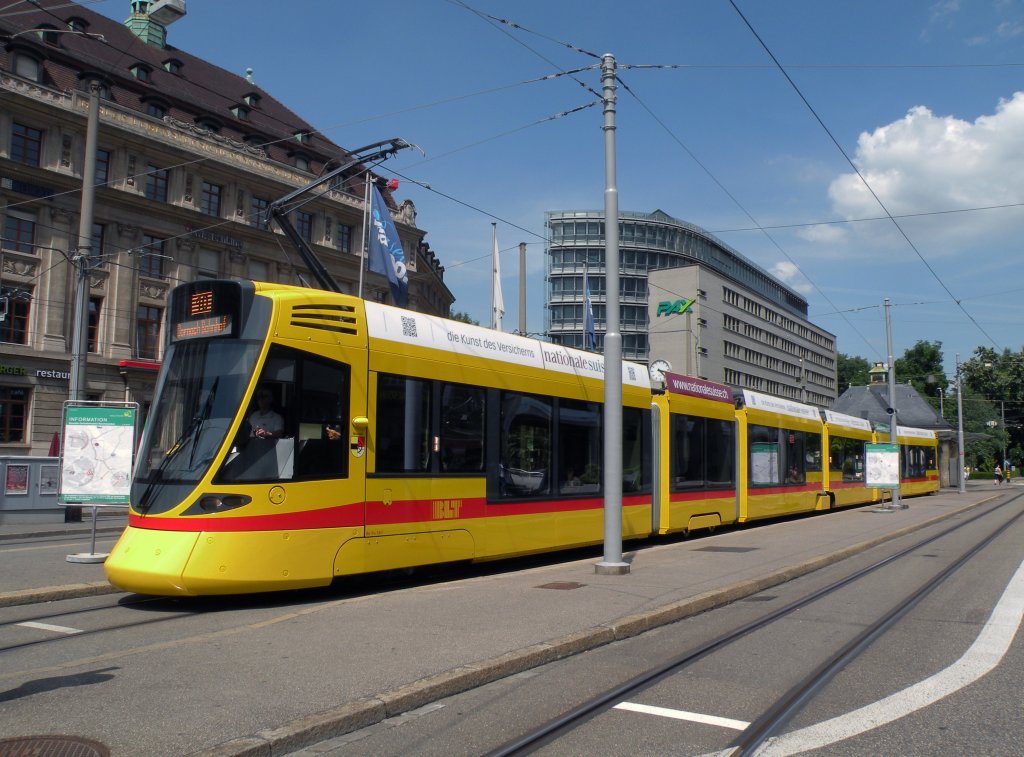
[615,701,750,731]
[17,621,84,635]
[753,557,1024,755]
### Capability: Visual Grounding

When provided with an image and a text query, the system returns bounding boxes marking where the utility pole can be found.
[596,53,627,575]
[1001,399,1007,472]
[884,298,903,508]
[956,353,966,493]
[65,83,100,523]
[69,83,99,403]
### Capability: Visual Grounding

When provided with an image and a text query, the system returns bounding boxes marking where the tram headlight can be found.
[183,493,252,515]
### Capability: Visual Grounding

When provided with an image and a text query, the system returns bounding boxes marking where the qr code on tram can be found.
[401,315,418,339]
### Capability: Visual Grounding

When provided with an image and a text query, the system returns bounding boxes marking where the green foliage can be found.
[894,340,946,399]
[836,353,871,392]
[449,310,479,325]
[959,347,1024,470]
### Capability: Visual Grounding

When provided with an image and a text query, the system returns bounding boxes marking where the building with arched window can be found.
[0,1,453,454]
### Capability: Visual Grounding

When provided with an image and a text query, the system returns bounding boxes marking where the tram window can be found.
[558,399,601,494]
[499,392,552,498]
[440,383,484,473]
[218,348,298,483]
[670,415,704,490]
[294,357,349,480]
[706,418,735,488]
[376,374,431,473]
[902,445,927,478]
[774,430,820,485]
[831,437,864,482]
[623,407,649,492]
[748,424,780,486]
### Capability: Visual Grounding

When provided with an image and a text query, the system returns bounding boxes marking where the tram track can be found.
[0,594,199,654]
[485,493,1023,757]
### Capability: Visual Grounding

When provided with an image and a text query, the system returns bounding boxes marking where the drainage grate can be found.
[0,736,110,757]
[535,581,586,590]
[693,546,757,553]
[742,595,778,602]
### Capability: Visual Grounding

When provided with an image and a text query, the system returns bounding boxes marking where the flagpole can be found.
[491,222,503,331]
[583,259,588,348]
[358,172,370,299]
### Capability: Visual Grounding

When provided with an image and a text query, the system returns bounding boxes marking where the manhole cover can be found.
[0,735,109,757]
[535,581,585,590]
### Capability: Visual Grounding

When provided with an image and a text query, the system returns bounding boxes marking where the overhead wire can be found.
[726,0,1001,351]
[612,71,881,359]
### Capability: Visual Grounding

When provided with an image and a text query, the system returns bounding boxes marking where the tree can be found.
[836,353,871,392]
[894,340,946,402]
[961,347,1024,469]
[449,311,479,325]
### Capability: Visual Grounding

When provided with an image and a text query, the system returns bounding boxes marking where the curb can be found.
[0,526,126,542]
[0,582,121,608]
[191,497,991,757]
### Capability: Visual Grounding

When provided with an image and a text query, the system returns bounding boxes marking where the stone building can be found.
[0,0,453,454]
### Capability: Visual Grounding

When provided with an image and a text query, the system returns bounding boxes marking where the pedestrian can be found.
[994,465,1003,486]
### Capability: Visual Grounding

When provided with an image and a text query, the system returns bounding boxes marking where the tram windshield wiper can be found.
[187,377,219,468]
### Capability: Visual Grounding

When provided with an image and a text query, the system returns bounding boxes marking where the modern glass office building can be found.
[545,208,837,405]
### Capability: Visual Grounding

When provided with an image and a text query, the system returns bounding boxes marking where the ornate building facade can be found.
[0,1,453,454]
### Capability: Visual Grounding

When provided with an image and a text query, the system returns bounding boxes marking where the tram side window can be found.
[559,399,601,494]
[219,348,297,483]
[706,418,735,488]
[623,407,649,493]
[294,358,349,480]
[670,414,704,490]
[782,430,819,484]
[671,415,735,491]
[499,392,552,498]
[901,445,927,479]
[440,383,485,473]
[376,374,431,473]
[831,437,864,482]
[748,424,780,486]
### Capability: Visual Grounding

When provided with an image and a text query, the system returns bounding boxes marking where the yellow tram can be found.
[105,280,940,596]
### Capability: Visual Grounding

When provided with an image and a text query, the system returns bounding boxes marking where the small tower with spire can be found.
[869,361,888,385]
[125,0,186,48]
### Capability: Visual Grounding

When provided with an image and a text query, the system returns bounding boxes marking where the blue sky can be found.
[95,0,1024,377]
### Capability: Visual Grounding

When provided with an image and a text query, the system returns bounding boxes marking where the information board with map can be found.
[59,404,137,504]
[865,442,900,489]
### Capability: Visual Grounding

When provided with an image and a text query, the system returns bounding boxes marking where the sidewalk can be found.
[0,508,127,606]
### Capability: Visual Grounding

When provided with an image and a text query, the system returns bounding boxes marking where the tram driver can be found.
[249,386,285,440]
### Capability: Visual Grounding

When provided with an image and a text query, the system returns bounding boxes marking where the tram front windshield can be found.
[133,340,261,514]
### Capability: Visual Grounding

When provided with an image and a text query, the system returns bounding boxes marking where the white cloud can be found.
[827,92,1024,249]
[795,223,848,244]
[770,260,813,294]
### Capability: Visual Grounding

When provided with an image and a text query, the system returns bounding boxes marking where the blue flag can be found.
[584,269,596,351]
[367,184,409,307]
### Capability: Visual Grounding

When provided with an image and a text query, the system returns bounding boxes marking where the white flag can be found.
[491,223,504,331]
